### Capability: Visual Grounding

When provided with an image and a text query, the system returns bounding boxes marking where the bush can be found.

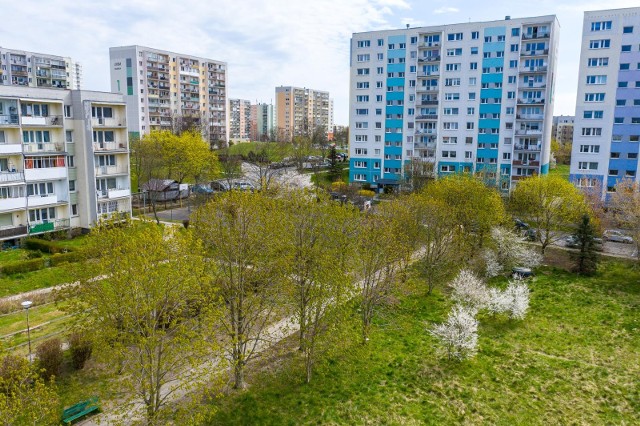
[0,354,29,390]
[25,238,69,254]
[0,258,46,275]
[36,338,63,379]
[68,333,92,370]
[49,251,80,267]
[26,250,44,259]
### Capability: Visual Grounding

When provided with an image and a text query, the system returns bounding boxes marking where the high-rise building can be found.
[348,15,559,192]
[552,115,575,144]
[0,86,131,242]
[229,98,252,142]
[109,46,228,145]
[254,103,276,141]
[569,7,640,197]
[0,47,81,90]
[275,86,331,140]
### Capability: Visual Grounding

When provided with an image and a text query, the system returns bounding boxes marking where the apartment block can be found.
[0,47,81,90]
[569,7,640,197]
[275,86,331,140]
[229,98,252,142]
[552,115,575,144]
[109,46,228,145]
[348,15,559,192]
[0,86,131,242]
[253,103,276,141]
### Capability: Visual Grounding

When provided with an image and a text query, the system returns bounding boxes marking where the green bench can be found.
[61,396,100,424]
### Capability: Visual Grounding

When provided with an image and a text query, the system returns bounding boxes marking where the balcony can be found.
[520,49,549,57]
[92,117,126,128]
[522,32,550,40]
[417,71,440,77]
[512,160,540,167]
[418,56,441,63]
[24,167,67,181]
[521,82,547,89]
[415,114,438,121]
[0,115,20,126]
[414,142,437,150]
[0,143,23,154]
[517,98,545,105]
[514,129,542,136]
[28,219,70,235]
[418,41,440,48]
[415,129,437,135]
[93,142,128,152]
[514,144,542,151]
[20,115,63,127]
[0,197,26,210]
[0,225,28,239]
[416,86,438,93]
[95,164,128,176]
[97,188,131,199]
[516,114,544,120]
[519,65,547,73]
[28,194,66,207]
[0,171,24,184]
[417,100,438,106]
[23,143,66,153]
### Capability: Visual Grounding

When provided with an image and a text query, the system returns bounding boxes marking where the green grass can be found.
[56,235,89,250]
[0,248,28,263]
[0,265,73,297]
[549,164,570,180]
[0,301,72,350]
[208,259,640,424]
[310,164,350,187]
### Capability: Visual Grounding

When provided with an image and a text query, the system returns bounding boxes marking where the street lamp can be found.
[21,300,33,361]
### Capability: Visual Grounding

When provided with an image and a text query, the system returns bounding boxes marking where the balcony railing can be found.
[0,114,21,126]
[415,114,438,120]
[517,98,545,105]
[522,33,550,40]
[416,86,438,92]
[23,143,66,153]
[28,219,70,235]
[519,65,548,73]
[97,188,131,199]
[0,171,24,183]
[417,100,438,106]
[92,117,126,127]
[516,114,544,120]
[95,165,128,176]
[93,142,128,151]
[418,41,440,48]
[0,225,28,239]
[514,144,542,151]
[520,49,549,57]
[514,129,542,135]
[20,115,63,126]
[418,56,441,63]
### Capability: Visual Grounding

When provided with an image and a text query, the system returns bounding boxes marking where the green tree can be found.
[510,175,589,253]
[192,192,288,389]
[572,214,599,275]
[327,145,342,182]
[71,220,212,424]
[283,192,358,382]
[0,355,60,426]
[610,179,640,261]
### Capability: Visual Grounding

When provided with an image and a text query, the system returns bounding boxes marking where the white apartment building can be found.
[109,46,228,146]
[0,47,81,90]
[0,86,131,242]
[229,98,252,142]
[569,7,640,198]
[276,86,331,140]
[348,15,559,192]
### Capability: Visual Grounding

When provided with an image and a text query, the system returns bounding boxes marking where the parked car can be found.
[191,184,214,195]
[564,235,604,251]
[512,267,534,279]
[514,219,530,230]
[603,230,634,244]
[524,228,537,241]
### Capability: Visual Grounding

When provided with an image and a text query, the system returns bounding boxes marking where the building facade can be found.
[0,47,81,90]
[348,15,560,192]
[0,86,131,242]
[552,115,575,144]
[569,7,640,198]
[254,103,276,141]
[275,86,331,140]
[109,46,228,145]
[229,98,252,142]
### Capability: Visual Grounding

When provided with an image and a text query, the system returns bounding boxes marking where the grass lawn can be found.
[209,259,640,424]
[0,248,28,263]
[549,164,570,180]
[0,301,72,351]
[310,164,350,187]
[0,265,74,297]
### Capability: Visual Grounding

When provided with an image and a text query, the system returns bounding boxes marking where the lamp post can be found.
[21,300,33,361]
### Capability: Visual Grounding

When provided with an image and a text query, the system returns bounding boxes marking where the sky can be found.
[1,0,638,125]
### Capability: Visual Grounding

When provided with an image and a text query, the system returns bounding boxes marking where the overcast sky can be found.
[1,0,637,124]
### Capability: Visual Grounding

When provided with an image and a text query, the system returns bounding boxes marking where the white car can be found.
[603,230,634,244]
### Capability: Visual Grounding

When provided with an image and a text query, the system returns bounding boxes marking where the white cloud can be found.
[433,6,460,14]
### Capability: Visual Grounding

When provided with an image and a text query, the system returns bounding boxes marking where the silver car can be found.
[603,230,634,244]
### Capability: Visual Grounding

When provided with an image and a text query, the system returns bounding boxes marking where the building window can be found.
[579,162,598,170]
[65,131,73,143]
[71,204,78,216]
[623,26,634,33]
[471,31,479,40]
[622,45,632,52]
[64,105,72,118]
[591,21,612,31]
[588,57,609,67]
[512,28,520,37]
[69,180,76,191]
[357,40,371,48]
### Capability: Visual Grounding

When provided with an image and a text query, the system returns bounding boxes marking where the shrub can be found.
[0,258,46,275]
[24,238,69,254]
[68,333,92,370]
[36,338,63,379]
[430,305,479,360]
[49,251,79,266]
[26,250,44,259]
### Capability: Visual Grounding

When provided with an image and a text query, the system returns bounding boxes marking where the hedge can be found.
[49,251,80,266]
[0,258,46,275]
[24,238,72,254]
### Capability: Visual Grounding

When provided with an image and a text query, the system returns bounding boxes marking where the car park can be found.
[564,235,604,251]
[603,230,634,244]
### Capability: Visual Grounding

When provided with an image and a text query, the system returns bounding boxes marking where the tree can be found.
[355,200,410,342]
[484,227,542,278]
[71,220,212,424]
[510,175,589,253]
[192,191,288,389]
[423,174,506,252]
[327,145,342,182]
[503,280,530,320]
[449,270,489,310]
[403,158,435,193]
[610,179,640,261]
[283,192,358,382]
[572,214,599,275]
[290,135,315,172]
[0,355,60,426]
[429,305,479,361]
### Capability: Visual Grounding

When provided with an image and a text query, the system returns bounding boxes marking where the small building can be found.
[142,179,188,201]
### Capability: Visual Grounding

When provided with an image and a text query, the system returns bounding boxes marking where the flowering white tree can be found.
[485,227,542,278]
[449,269,490,310]
[486,287,509,316]
[503,280,530,320]
[429,305,479,360]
